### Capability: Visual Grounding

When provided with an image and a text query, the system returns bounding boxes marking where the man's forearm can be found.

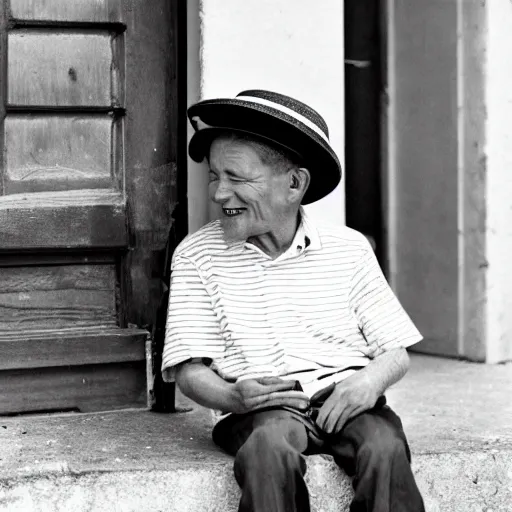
[175,361,236,411]
[358,347,410,398]
[175,362,310,414]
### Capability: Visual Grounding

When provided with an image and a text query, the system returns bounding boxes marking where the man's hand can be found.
[315,348,410,435]
[315,371,378,435]
[230,377,310,414]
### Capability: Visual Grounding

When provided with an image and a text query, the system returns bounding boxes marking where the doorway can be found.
[344,0,385,267]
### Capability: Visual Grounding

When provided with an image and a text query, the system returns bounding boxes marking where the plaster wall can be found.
[485,0,512,362]
[187,0,209,233]
[387,0,460,356]
[189,0,345,229]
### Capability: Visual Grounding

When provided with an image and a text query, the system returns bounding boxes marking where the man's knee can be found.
[238,424,293,459]
[235,423,306,476]
[358,425,409,467]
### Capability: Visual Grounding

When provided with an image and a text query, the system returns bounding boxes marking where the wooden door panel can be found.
[0,190,127,249]
[8,30,119,107]
[0,361,147,414]
[0,328,147,370]
[5,115,118,193]
[9,0,122,23]
[0,265,117,331]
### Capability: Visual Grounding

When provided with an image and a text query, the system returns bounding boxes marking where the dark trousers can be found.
[212,397,425,512]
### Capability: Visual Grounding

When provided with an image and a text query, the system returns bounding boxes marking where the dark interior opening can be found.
[344,0,384,267]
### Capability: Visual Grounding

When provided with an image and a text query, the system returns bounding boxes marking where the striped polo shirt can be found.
[162,208,422,384]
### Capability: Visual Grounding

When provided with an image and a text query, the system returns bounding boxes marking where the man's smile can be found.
[223,208,246,217]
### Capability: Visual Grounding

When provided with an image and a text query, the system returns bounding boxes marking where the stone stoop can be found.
[0,457,351,512]
[1,450,511,512]
[0,355,511,511]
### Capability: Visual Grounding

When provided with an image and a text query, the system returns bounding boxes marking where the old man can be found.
[162,90,425,512]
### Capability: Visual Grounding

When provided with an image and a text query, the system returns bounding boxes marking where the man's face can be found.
[208,137,290,243]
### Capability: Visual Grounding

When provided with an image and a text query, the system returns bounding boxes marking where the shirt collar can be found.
[297,206,322,252]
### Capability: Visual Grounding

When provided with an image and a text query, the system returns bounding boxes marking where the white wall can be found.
[485,0,512,362]
[187,0,210,233]
[187,0,345,230]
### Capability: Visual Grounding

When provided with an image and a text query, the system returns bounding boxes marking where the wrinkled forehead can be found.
[208,135,268,168]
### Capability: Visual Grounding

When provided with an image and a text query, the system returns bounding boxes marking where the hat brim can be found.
[187,99,342,204]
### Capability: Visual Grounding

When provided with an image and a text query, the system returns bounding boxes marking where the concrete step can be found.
[0,355,511,511]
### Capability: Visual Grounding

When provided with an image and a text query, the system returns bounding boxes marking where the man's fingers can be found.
[257,376,285,385]
[264,396,310,411]
[326,403,359,434]
[280,397,310,411]
[261,382,300,395]
[316,401,337,431]
[317,400,352,434]
[256,377,297,392]
[265,390,309,403]
[318,409,334,433]
[245,390,309,411]
[332,406,358,434]
[333,405,365,434]
[332,409,351,434]
[315,410,326,430]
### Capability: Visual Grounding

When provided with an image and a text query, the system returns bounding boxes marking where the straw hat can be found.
[187,90,342,204]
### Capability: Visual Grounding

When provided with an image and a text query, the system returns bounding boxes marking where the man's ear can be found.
[289,167,311,202]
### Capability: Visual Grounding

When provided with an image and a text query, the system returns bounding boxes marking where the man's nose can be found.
[211,179,232,204]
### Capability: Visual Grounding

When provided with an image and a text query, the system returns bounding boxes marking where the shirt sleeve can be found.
[161,253,225,382]
[349,240,423,357]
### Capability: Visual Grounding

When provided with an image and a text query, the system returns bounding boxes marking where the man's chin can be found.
[220,219,246,243]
